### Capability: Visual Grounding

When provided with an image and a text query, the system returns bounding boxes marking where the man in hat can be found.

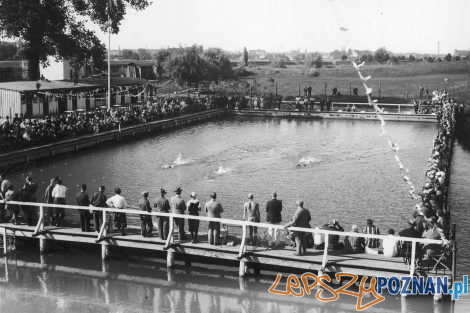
[284,200,311,256]
[76,184,91,232]
[154,188,171,240]
[266,192,282,246]
[171,187,187,240]
[139,191,153,237]
[205,192,224,245]
[243,193,260,245]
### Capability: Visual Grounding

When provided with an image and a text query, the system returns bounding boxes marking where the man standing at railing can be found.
[106,188,128,236]
[243,193,260,246]
[90,186,107,233]
[51,178,67,227]
[155,188,170,240]
[139,191,153,237]
[284,200,311,256]
[170,187,187,240]
[205,192,224,245]
[266,192,282,246]
[76,184,91,232]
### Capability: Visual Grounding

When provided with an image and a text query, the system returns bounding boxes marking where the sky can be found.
[88,0,470,54]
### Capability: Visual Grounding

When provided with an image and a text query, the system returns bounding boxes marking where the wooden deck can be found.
[1,222,421,279]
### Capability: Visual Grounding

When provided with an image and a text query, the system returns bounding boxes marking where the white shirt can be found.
[106,194,128,209]
[383,235,399,257]
[51,184,67,198]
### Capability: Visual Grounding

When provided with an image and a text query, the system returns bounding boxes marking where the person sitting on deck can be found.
[382,229,400,257]
[321,219,344,250]
[343,224,365,253]
[284,200,311,256]
[139,191,153,237]
[106,188,128,236]
[363,219,380,254]
[421,218,446,258]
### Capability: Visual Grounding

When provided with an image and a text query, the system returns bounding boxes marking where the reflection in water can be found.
[0,252,455,313]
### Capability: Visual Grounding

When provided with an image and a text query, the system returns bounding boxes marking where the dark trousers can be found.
[295,232,307,255]
[174,217,185,239]
[157,217,169,240]
[140,216,153,237]
[249,225,258,245]
[23,205,36,226]
[93,211,103,232]
[53,198,66,227]
[80,211,91,232]
[208,221,220,245]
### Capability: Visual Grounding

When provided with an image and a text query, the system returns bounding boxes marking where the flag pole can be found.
[107,1,111,110]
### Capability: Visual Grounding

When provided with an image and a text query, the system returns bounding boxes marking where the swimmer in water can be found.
[161,164,174,169]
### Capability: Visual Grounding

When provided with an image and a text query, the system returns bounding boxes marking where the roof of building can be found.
[0,77,148,92]
[0,60,28,68]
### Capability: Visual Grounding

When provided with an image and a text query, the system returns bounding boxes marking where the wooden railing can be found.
[2,200,449,277]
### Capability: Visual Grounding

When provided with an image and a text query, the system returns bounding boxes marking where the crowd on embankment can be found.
[0,95,227,153]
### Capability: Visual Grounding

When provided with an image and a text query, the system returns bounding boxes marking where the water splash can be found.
[214,165,232,175]
[297,156,321,167]
[174,153,193,165]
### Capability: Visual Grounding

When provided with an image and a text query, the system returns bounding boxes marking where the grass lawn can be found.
[156,61,470,105]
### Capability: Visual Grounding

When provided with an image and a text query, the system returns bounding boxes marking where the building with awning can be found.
[0,77,154,118]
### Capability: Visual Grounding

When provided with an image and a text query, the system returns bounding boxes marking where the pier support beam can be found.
[433,290,443,303]
[184,255,191,267]
[39,238,47,254]
[101,244,109,260]
[239,260,248,277]
[167,250,175,268]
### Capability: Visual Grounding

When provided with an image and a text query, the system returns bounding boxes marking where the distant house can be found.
[109,60,157,80]
[0,61,28,82]
[454,50,470,57]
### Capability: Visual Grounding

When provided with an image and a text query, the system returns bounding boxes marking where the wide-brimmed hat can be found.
[141,190,149,196]
[175,187,182,193]
[191,191,197,198]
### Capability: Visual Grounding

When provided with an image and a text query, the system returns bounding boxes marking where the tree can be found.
[166,45,207,86]
[408,54,416,61]
[360,54,374,63]
[203,47,232,80]
[374,47,390,63]
[305,52,323,69]
[0,41,17,60]
[137,48,151,60]
[444,53,452,62]
[341,55,348,61]
[242,47,248,67]
[455,55,461,61]
[0,0,150,80]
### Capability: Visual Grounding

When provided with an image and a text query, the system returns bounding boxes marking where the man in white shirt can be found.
[106,187,128,236]
[51,178,67,227]
[383,229,400,258]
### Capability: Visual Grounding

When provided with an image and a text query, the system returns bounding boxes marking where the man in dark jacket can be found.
[139,191,153,237]
[76,184,91,232]
[90,185,107,233]
[154,188,170,240]
[266,192,282,245]
[284,200,311,256]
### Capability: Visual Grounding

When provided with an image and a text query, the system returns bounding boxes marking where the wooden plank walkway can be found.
[1,222,414,279]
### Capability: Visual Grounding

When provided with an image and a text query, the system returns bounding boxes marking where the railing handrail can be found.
[3,200,446,245]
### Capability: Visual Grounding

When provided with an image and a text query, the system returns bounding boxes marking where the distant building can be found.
[0,61,28,82]
[454,50,470,57]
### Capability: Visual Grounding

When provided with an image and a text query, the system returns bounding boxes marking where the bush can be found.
[307,69,320,77]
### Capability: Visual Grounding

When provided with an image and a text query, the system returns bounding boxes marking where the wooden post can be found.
[324,82,327,98]
[38,205,46,254]
[239,259,248,277]
[451,224,457,302]
[2,228,6,255]
[164,216,174,250]
[167,250,175,268]
[322,233,329,271]
[298,84,301,97]
[409,241,416,277]
[238,224,247,259]
[350,82,352,95]
[379,82,382,99]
